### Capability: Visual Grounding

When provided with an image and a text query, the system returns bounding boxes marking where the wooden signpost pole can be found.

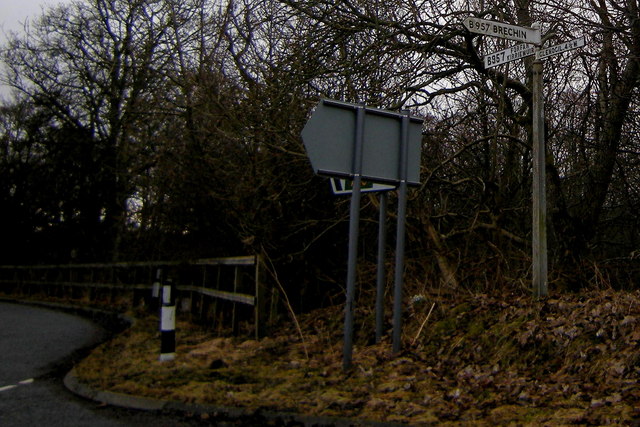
[532,58,548,298]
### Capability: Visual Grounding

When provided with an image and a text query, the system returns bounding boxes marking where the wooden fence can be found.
[0,256,275,339]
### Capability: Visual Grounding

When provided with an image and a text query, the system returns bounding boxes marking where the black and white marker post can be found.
[159,278,176,362]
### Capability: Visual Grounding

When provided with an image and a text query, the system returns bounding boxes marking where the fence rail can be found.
[0,255,274,338]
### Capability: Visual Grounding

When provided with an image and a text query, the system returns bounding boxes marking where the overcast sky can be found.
[0,0,68,38]
[0,0,69,98]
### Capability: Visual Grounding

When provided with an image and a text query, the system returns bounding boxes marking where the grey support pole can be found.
[392,112,410,354]
[375,192,388,343]
[343,105,365,371]
[160,278,176,361]
[532,59,548,298]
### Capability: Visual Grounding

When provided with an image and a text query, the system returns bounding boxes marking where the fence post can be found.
[255,256,266,339]
[151,268,162,312]
[160,278,176,362]
[232,266,239,335]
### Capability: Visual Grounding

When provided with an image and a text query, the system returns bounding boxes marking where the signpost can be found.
[532,37,584,297]
[464,16,586,298]
[302,99,423,370]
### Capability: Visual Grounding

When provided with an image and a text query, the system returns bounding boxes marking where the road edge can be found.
[1,297,403,426]
[63,367,401,427]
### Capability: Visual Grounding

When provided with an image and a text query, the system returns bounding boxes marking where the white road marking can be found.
[0,378,34,392]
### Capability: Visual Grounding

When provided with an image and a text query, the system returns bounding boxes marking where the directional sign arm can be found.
[463,17,541,44]
[484,44,536,68]
[536,36,586,60]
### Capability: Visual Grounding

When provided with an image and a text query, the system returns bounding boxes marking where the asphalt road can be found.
[0,302,213,427]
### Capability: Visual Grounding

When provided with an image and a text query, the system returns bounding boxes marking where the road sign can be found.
[330,178,395,195]
[301,99,423,185]
[463,17,541,44]
[484,44,536,68]
[302,98,422,369]
[536,36,586,60]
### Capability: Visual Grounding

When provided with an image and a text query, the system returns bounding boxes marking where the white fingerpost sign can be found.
[464,17,541,44]
[536,36,586,60]
[484,44,536,68]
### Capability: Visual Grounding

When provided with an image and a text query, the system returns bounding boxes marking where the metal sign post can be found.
[343,106,365,370]
[392,112,411,354]
[375,192,388,343]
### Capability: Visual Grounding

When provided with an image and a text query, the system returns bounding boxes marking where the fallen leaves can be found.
[75,289,640,424]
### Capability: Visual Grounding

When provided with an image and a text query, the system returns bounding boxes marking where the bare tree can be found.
[2,0,174,259]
